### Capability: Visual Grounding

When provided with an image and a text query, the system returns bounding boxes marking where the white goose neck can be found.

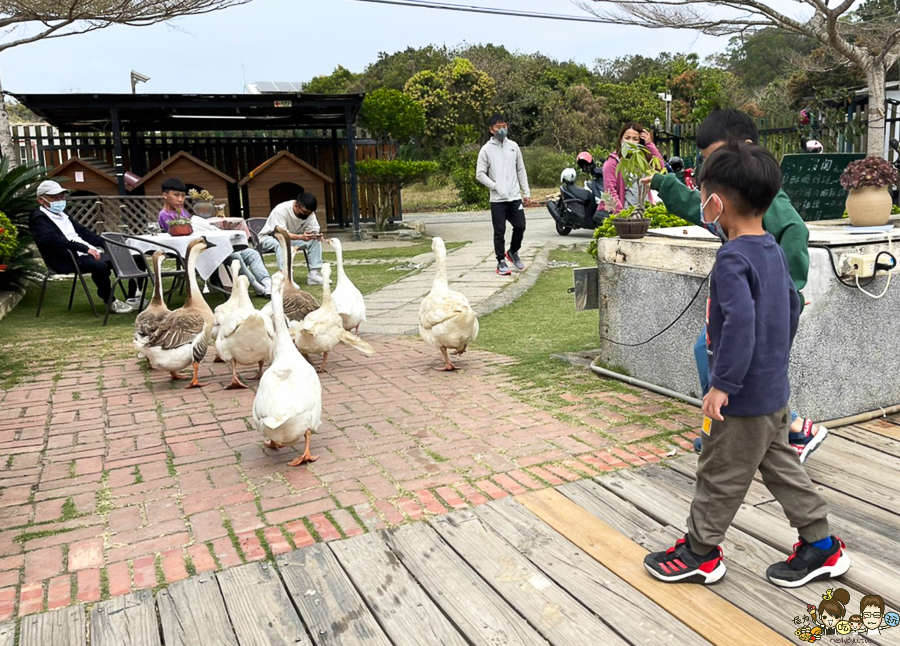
[433,247,448,289]
[333,243,347,280]
[184,244,202,306]
[151,255,165,305]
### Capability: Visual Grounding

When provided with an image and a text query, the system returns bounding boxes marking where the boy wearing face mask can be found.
[476,113,531,276]
[30,180,140,314]
[644,143,847,588]
[643,110,825,461]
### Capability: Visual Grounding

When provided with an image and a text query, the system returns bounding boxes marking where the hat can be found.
[36,180,68,197]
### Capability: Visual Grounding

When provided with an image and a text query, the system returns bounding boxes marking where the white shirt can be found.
[259,201,320,237]
[41,206,99,256]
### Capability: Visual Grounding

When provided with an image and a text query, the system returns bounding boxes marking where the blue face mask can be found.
[700,194,726,241]
[47,200,66,215]
[494,127,508,141]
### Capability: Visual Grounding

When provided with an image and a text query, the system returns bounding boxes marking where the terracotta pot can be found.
[612,217,651,239]
[169,223,193,237]
[845,185,892,227]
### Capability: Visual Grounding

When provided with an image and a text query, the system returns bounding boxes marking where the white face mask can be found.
[700,193,726,241]
[46,200,66,214]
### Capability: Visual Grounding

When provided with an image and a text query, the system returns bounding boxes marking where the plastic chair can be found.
[247,217,310,268]
[34,248,99,318]
[100,233,186,326]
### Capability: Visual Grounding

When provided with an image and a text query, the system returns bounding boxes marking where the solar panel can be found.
[252,81,305,93]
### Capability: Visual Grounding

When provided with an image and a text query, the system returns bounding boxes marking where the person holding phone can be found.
[258,192,328,285]
[602,122,665,213]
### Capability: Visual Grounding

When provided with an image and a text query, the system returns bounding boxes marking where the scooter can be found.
[547,165,609,236]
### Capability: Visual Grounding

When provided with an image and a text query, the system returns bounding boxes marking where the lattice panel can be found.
[68,196,168,234]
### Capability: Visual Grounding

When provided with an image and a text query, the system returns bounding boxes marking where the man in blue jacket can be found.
[30,180,138,314]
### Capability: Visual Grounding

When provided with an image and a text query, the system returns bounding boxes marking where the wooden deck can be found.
[5,419,900,646]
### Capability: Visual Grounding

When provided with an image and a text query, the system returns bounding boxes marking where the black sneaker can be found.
[505,251,525,271]
[496,260,512,276]
[789,419,829,464]
[644,535,726,584]
[766,536,849,588]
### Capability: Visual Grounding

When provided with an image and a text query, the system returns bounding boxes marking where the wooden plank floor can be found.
[12,419,900,646]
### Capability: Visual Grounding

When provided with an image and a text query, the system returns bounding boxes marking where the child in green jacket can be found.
[648,110,827,462]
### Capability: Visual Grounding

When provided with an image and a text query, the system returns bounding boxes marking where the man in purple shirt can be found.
[157,178,272,297]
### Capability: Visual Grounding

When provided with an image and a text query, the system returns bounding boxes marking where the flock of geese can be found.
[131,231,480,467]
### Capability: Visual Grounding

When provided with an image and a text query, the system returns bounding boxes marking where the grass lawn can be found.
[402,182,558,213]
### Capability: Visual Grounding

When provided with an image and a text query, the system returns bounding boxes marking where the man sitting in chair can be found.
[257,192,327,285]
[30,180,141,314]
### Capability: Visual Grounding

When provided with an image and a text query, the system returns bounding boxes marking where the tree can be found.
[304,66,360,94]
[358,88,426,158]
[0,0,253,166]
[359,46,451,92]
[535,84,610,152]
[356,160,438,230]
[405,58,496,150]
[576,0,900,155]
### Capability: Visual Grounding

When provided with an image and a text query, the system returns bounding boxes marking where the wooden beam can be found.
[516,489,793,646]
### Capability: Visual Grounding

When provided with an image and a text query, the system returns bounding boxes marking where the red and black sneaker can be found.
[644,535,726,584]
[789,419,829,464]
[766,536,850,588]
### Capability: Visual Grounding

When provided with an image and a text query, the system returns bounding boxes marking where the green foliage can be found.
[360,46,451,92]
[437,146,489,208]
[359,88,426,147]
[405,57,496,150]
[0,212,16,264]
[0,159,47,229]
[588,203,691,258]
[535,84,610,152]
[720,29,818,90]
[593,80,664,143]
[304,65,361,94]
[355,159,438,229]
[521,147,575,188]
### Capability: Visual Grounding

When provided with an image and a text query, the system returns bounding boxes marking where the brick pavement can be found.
[0,336,700,620]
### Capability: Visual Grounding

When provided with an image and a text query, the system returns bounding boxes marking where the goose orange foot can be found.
[435,347,457,371]
[170,371,190,381]
[287,430,317,466]
[224,360,248,389]
[264,440,284,450]
[185,362,208,389]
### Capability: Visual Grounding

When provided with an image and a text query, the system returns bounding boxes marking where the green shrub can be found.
[0,212,17,265]
[521,146,574,187]
[587,203,692,258]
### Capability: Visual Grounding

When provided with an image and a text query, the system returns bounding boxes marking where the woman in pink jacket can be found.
[602,122,665,213]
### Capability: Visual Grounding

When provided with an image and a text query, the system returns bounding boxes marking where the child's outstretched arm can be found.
[708,250,756,402]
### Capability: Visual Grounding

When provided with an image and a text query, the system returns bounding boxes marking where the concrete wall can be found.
[597,236,900,422]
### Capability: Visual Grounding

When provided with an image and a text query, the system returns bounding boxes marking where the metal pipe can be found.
[589,357,702,408]
[819,404,900,429]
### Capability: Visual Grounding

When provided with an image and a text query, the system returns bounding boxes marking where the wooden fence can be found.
[8,124,399,226]
[64,195,175,234]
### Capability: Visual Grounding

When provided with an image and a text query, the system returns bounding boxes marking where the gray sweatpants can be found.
[688,404,830,555]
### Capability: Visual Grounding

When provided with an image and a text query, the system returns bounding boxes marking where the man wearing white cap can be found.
[30,180,139,314]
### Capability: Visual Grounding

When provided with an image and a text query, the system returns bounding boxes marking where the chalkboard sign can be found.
[780,153,865,221]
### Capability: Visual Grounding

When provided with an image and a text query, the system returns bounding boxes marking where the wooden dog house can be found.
[239,151,333,225]
[135,151,236,216]
[48,157,121,197]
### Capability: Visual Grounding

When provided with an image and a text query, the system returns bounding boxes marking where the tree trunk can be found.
[0,70,16,169]
[865,63,887,157]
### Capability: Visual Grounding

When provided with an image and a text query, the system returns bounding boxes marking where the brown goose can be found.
[141,237,216,388]
[261,227,319,325]
[133,250,169,351]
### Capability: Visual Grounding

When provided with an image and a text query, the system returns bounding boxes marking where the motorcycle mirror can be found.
[891,138,900,153]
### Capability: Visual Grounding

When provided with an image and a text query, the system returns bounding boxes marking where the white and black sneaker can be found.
[766,536,849,588]
[644,535,726,584]
[496,260,512,276]
[789,419,829,464]
[110,299,134,314]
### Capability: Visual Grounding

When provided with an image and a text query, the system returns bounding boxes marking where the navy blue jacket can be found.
[707,233,800,417]
[29,208,106,273]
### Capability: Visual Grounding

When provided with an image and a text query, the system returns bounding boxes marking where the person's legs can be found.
[237,249,270,294]
[77,254,112,302]
[490,202,509,263]
[295,239,323,271]
[507,200,526,255]
[258,236,284,271]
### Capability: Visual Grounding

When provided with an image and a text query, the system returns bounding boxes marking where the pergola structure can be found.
[12,92,366,238]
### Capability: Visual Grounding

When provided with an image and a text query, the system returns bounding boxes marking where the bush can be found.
[436,146,490,209]
[587,202,692,258]
[521,146,574,187]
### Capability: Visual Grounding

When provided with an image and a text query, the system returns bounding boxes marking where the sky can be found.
[0,0,742,95]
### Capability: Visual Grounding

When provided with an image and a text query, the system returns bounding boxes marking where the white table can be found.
[126,230,249,281]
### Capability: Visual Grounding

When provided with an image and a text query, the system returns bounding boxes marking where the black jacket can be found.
[30,208,106,273]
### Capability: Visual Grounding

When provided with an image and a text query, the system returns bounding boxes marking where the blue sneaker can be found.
[693,437,703,454]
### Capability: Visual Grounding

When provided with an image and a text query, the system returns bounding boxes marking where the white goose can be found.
[418,236,479,371]
[294,263,375,372]
[213,260,275,390]
[253,272,321,466]
[139,237,216,387]
[133,250,169,350]
[328,237,366,334]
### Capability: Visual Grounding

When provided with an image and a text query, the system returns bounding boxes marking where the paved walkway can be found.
[0,336,699,620]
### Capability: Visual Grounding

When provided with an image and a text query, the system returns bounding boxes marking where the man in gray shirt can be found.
[476,113,531,276]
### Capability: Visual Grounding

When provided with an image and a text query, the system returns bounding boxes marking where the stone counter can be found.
[597,227,900,421]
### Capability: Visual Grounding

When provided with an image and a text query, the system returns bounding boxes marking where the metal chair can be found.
[34,248,99,318]
[100,233,186,326]
[247,217,310,268]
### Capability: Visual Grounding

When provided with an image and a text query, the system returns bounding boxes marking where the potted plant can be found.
[839,156,899,227]
[168,217,193,236]
[188,188,216,218]
[611,142,664,239]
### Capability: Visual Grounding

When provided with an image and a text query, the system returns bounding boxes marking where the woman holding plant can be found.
[602,122,665,214]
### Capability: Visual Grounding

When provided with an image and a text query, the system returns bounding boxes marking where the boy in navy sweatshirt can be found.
[643,143,850,588]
